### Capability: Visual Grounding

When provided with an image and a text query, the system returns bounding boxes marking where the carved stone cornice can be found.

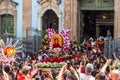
[37,0,61,5]
[0,0,17,15]
[0,0,18,5]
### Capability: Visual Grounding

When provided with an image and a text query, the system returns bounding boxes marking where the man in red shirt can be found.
[17,63,31,80]
[17,63,26,80]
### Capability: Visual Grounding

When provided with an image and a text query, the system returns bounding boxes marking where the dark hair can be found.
[96,72,106,80]
[67,62,71,70]
[0,65,2,69]
[19,62,24,69]
[23,70,29,75]
[0,68,3,76]
[106,66,110,73]
[81,60,85,65]
[35,78,40,80]
[4,65,10,73]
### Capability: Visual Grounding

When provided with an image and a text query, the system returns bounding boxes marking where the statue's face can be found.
[55,39,58,43]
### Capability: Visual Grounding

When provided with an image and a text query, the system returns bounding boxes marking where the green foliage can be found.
[2,32,15,38]
[37,62,66,68]
[114,60,120,69]
[39,30,47,38]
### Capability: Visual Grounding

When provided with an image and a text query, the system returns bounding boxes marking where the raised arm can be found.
[57,64,67,80]
[113,52,119,60]
[100,59,111,73]
[70,66,81,80]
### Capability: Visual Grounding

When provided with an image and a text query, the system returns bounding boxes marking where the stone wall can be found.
[0,0,17,36]
[64,0,78,41]
[22,0,32,38]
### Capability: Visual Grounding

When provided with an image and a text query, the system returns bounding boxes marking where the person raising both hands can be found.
[58,62,80,80]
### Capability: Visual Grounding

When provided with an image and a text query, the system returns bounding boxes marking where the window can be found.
[1,14,14,36]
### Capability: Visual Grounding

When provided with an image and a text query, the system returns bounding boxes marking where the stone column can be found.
[72,0,78,41]
[114,0,120,39]
[22,0,32,38]
[64,0,71,29]
[64,0,78,41]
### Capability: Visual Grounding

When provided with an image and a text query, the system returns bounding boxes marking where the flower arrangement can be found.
[60,29,71,51]
[46,28,71,51]
[37,62,66,68]
[0,38,22,65]
[4,46,16,57]
[51,34,63,47]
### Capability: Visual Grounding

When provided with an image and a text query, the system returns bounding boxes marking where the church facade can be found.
[0,0,120,41]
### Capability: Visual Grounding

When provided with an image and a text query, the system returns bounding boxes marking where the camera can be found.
[67,62,71,69]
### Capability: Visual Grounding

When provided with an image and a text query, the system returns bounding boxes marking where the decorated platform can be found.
[38,28,71,68]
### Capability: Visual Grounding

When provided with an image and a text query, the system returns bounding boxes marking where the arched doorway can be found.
[42,10,59,33]
[0,14,14,37]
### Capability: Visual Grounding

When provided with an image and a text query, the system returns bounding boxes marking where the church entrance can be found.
[82,11,114,38]
[42,10,59,33]
[79,0,114,39]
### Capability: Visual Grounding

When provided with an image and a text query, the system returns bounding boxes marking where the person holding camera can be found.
[33,69,54,80]
[58,62,80,80]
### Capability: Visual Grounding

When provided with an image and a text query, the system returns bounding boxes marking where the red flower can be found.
[57,58,63,63]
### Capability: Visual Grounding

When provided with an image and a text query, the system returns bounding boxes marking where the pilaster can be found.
[114,0,120,39]
[22,0,32,38]
[64,0,78,41]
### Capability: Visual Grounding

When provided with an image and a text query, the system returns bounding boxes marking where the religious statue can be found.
[52,38,61,49]
[42,35,49,50]
[51,34,63,52]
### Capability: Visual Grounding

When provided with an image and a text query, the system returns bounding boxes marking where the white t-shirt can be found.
[80,73,95,80]
[38,55,42,61]
[91,41,96,47]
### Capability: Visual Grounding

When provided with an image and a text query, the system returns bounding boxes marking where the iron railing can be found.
[1,27,43,56]
[24,27,42,55]
[104,38,120,59]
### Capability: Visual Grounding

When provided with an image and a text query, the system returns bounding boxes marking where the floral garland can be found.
[37,62,66,68]
[46,28,71,51]
[46,29,56,49]
[0,38,22,65]
[60,29,71,51]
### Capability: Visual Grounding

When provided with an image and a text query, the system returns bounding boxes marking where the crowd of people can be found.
[0,36,120,80]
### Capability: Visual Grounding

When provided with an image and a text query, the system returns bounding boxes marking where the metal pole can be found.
[26,27,28,39]
[108,39,111,58]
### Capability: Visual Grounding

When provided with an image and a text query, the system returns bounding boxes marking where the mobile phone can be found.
[39,70,42,75]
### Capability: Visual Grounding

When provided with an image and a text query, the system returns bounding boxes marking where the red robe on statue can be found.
[52,43,61,49]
